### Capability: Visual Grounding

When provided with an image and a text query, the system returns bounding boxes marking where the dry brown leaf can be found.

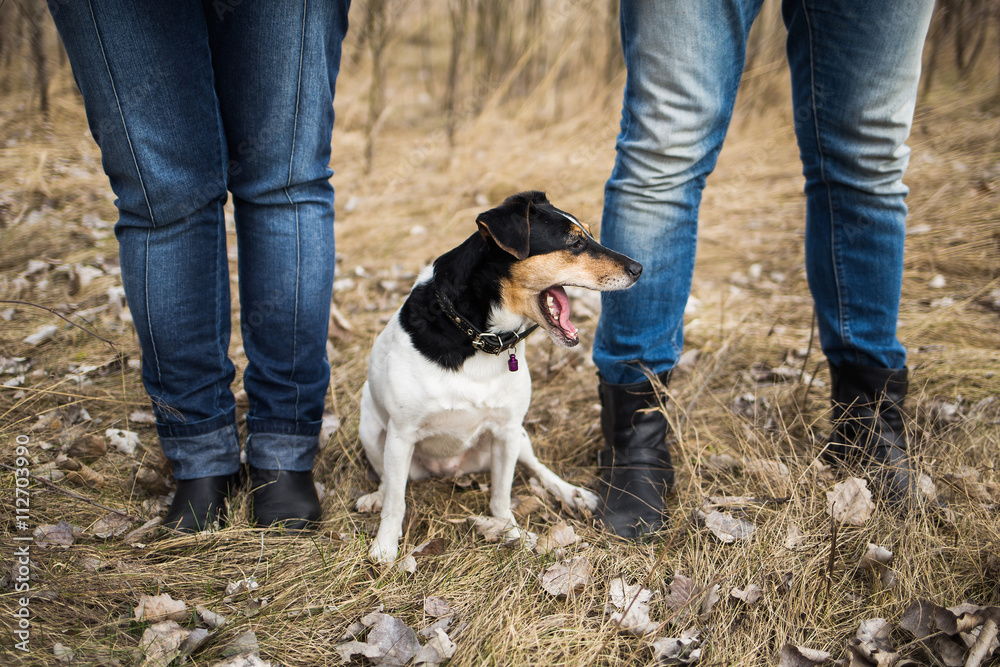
[135,593,188,623]
[106,428,141,456]
[336,611,421,666]
[776,643,834,666]
[413,627,456,666]
[742,458,791,490]
[859,544,896,590]
[700,584,721,619]
[539,556,592,598]
[138,620,188,667]
[65,434,106,460]
[846,618,898,667]
[697,509,755,543]
[826,477,874,526]
[606,577,658,636]
[652,628,702,665]
[34,521,78,549]
[467,515,515,543]
[785,524,806,549]
[91,512,131,539]
[196,606,227,629]
[666,573,695,613]
[512,494,544,519]
[423,597,454,619]
[731,584,763,605]
[536,520,578,554]
[703,453,741,474]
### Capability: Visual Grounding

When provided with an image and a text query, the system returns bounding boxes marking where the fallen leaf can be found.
[704,453,741,473]
[776,643,834,666]
[467,515,516,543]
[205,652,273,666]
[135,593,188,623]
[34,521,77,549]
[536,521,578,554]
[847,618,898,667]
[412,538,446,558]
[23,324,59,346]
[651,628,702,665]
[697,509,755,543]
[826,477,874,526]
[731,583,763,605]
[540,557,592,598]
[53,642,74,663]
[221,631,260,657]
[606,577,658,636]
[785,524,806,549]
[138,620,189,667]
[859,544,896,590]
[130,410,157,424]
[65,434,107,460]
[196,606,227,629]
[106,428,142,456]
[512,494,544,519]
[666,573,695,613]
[336,611,421,666]
[91,512,132,539]
[413,627,457,666]
[700,584,721,619]
[742,458,791,489]
[424,597,454,619]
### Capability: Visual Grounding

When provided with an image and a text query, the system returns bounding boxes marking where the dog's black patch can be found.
[400,191,607,370]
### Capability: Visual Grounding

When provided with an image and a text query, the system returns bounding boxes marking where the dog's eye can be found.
[569,238,586,251]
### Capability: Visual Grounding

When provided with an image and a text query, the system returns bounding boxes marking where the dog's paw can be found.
[572,487,600,513]
[356,491,384,514]
[368,538,399,565]
[503,523,523,544]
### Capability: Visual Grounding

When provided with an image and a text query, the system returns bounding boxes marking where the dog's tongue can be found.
[546,286,577,337]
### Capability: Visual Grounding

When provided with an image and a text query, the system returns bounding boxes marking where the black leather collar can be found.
[433,280,538,355]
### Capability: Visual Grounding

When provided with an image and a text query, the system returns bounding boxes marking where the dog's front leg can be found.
[490,429,522,543]
[514,426,599,514]
[370,421,415,564]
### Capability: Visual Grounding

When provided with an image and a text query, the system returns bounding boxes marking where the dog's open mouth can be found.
[539,286,578,346]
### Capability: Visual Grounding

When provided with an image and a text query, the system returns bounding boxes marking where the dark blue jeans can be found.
[49,0,350,478]
[593,0,934,384]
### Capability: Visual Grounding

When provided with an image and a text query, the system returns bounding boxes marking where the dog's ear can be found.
[476,200,532,261]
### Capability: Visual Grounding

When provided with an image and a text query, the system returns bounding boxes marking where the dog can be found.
[356,191,642,563]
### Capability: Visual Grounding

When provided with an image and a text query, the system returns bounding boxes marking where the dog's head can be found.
[476,191,641,347]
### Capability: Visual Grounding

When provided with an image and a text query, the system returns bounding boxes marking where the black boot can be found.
[249,467,322,532]
[824,360,912,506]
[163,474,239,533]
[596,372,674,540]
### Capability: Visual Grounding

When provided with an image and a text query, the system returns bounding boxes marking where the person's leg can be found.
[594,0,764,539]
[205,0,351,528]
[784,0,934,504]
[594,0,765,386]
[48,1,240,530]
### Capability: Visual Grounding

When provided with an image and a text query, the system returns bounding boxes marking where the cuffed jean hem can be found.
[155,412,235,439]
[160,422,241,480]
[245,433,318,472]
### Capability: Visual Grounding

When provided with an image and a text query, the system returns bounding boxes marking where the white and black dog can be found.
[356,191,642,563]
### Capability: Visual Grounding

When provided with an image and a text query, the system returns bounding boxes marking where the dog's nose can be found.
[626,261,642,278]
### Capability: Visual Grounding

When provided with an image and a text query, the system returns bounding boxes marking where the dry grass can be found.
[1,2,999,666]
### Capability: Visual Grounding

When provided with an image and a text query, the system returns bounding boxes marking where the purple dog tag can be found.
[508,353,518,372]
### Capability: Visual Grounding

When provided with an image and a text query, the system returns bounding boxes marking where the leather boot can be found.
[596,372,674,539]
[163,474,239,533]
[249,467,322,532]
[824,360,912,506]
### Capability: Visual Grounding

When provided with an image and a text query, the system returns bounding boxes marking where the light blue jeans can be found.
[49,0,351,478]
[593,0,934,385]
